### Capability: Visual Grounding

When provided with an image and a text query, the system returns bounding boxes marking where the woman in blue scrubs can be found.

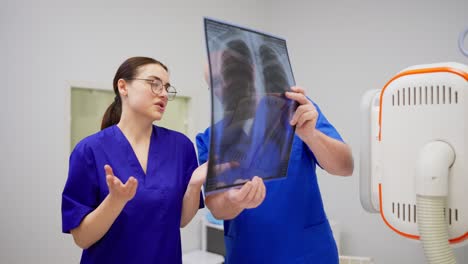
[61,57,205,264]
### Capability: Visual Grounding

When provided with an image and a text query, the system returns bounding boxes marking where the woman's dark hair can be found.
[101,57,168,130]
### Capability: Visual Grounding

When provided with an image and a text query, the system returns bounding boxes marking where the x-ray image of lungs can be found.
[204,18,298,194]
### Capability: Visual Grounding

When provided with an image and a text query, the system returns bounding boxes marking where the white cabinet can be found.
[182,218,225,264]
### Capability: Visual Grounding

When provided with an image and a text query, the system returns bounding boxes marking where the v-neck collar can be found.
[113,125,158,179]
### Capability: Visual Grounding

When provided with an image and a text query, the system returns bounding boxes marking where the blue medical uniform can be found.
[62,125,203,264]
[196,100,342,264]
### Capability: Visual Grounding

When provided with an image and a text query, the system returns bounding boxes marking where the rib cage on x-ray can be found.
[204,18,297,193]
[260,45,290,94]
[216,40,293,176]
[219,39,256,151]
[221,39,256,121]
[257,44,292,160]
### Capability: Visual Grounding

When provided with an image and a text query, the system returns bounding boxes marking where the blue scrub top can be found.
[62,125,203,264]
[196,100,343,264]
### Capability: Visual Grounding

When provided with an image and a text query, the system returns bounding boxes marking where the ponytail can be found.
[101,96,122,130]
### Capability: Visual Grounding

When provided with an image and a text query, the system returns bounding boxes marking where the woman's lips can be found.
[154,102,165,112]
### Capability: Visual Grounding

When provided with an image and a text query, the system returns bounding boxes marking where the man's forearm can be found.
[206,192,243,220]
[303,130,354,176]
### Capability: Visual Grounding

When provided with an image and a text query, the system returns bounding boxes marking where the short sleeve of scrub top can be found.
[62,141,99,233]
[304,99,344,168]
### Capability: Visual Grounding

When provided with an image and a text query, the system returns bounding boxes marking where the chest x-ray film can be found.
[204,18,298,194]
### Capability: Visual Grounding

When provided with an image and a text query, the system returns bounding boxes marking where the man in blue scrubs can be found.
[198,67,354,263]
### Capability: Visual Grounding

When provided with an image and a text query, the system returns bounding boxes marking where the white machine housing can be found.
[360,62,468,244]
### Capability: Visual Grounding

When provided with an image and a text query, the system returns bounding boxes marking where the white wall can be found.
[266,0,468,263]
[2,0,468,263]
[0,1,269,263]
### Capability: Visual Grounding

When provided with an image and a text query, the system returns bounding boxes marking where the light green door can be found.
[156,96,189,135]
[70,87,189,150]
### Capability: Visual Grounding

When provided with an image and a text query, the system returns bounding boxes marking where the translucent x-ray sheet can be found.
[204,18,298,194]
